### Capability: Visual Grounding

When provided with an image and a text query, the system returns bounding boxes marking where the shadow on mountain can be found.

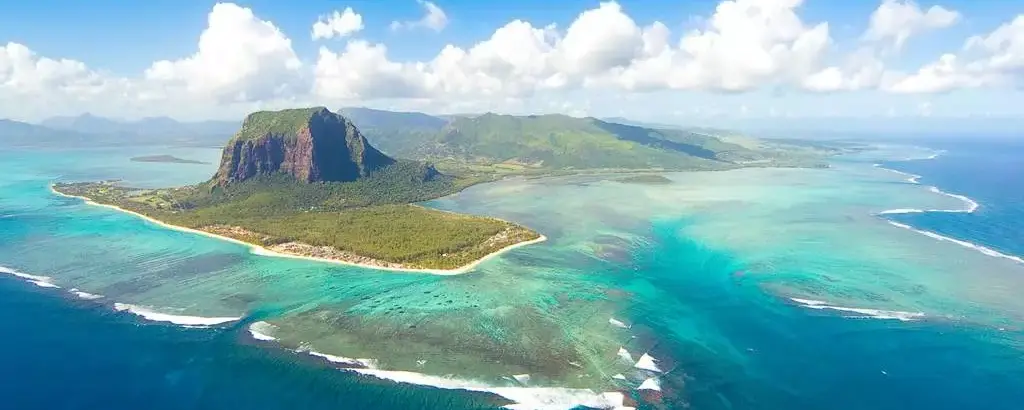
[595,120,719,160]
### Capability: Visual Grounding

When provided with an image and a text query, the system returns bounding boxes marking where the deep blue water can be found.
[882,137,1024,259]
[3,138,1024,410]
[0,278,504,410]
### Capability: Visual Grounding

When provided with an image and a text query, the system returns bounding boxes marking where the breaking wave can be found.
[874,152,1022,265]
[790,298,925,321]
[112,303,241,327]
[886,221,1024,264]
[0,265,60,289]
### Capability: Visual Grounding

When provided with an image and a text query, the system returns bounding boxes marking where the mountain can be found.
[601,117,686,130]
[347,110,770,170]
[339,107,449,130]
[337,107,449,158]
[41,113,133,135]
[0,119,94,147]
[40,113,239,146]
[213,107,396,185]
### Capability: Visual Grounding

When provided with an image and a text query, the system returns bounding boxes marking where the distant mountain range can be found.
[0,114,239,148]
[41,114,238,143]
[4,108,825,169]
[339,107,801,170]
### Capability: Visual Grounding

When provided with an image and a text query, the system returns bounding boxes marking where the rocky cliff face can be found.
[213,107,395,185]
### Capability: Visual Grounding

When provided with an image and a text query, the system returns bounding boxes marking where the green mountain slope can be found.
[350,111,758,170]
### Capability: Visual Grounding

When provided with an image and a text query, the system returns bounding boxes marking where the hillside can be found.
[53,107,540,271]
[345,110,822,172]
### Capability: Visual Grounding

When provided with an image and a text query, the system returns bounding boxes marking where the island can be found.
[130,155,210,164]
[53,107,542,273]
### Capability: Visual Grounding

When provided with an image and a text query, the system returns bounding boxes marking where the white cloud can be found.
[802,49,887,92]
[391,0,449,32]
[3,0,1023,121]
[314,41,427,100]
[864,0,960,50]
[554,2,643,76]
[0,42,108,95]
[312,7,364,40]
[585,0,833,92]
[317,0,836,106]
[886,14,1024,93]
[144,3,303,102]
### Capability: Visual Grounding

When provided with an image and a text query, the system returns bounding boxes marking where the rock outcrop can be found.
[213,107,395,185]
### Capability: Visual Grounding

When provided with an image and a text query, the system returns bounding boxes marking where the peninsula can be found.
[53,107,542,273]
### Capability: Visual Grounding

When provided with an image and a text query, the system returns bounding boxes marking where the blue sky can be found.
[1,0,1023,124]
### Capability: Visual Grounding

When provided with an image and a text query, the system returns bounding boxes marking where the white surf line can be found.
[0,265,61,289]
[112,303,241,327]
[69,288,104,300]
[869,159,1023,265]
[885,221,1024,265]
[248,321,278,341]
[248,336,635,410]
[349,368,634,410]
[790,297,925,321]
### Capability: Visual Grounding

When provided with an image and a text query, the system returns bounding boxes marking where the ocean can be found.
[1,138,1022,410]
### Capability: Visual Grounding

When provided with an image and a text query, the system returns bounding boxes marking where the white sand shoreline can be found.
[50,185,546,275]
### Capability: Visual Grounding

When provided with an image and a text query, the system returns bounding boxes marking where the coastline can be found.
[50,185,546,275]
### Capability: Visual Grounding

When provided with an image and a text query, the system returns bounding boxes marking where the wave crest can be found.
[790,297,925,321]
[112,303,240,327]
[0,265,60,289]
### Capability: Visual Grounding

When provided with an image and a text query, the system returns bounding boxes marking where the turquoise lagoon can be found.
[1,143,1022,410]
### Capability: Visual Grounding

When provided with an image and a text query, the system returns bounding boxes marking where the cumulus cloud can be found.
[864,0,960,50]
[0,42,109,95]
[312,7,364,40]
[886,14,1024,93]
[316,0,835,104]
[391,0,449,32]
[144,3,303,102]
[612,0,832,92]
[3,0,1022,121]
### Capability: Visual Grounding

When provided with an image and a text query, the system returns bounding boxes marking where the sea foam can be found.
[790,298,925,321]
[69,288,104,300]
[112,303,240,327]
[349,368,634,410]
[874,164,979,214]
[248,321,278,341]
[293,345,634,409]
[0,265,60,289]
[870,162,1022,265]
[886,221,1024,264]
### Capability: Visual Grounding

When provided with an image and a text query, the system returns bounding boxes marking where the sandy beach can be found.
[50,185,546,275]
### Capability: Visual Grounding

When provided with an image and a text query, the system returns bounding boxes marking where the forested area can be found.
[52,161,538,270]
